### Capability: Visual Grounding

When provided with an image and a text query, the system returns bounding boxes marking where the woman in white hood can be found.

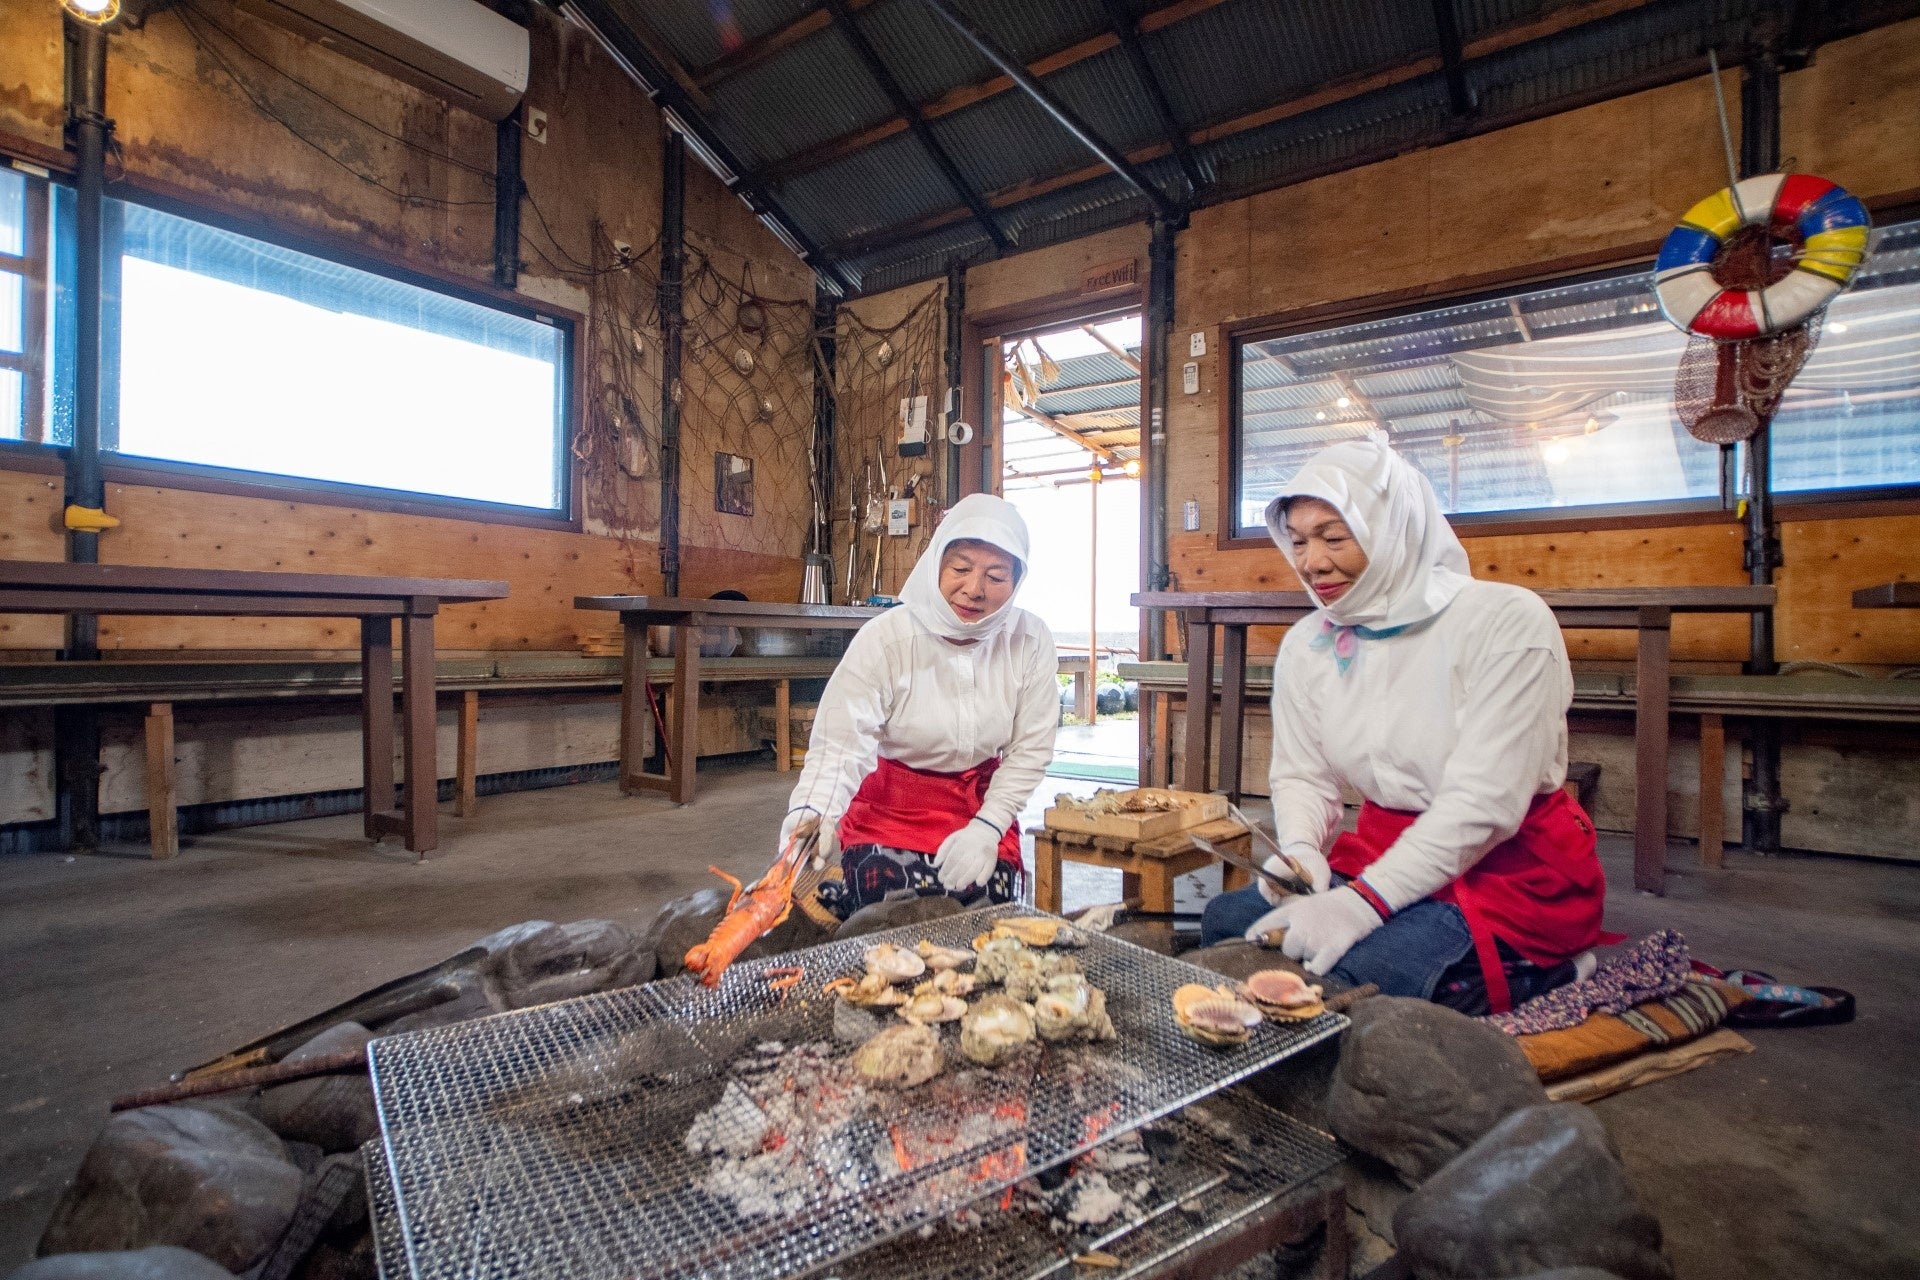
[782,494,1058,914]
[1200,438,1606,1014]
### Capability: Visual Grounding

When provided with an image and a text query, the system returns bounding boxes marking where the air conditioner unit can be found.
[234,0,530,120]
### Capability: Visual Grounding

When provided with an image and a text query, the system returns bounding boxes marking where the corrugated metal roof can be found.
[707,29,896,168]
[931,86,1109,196]
[635,0,819,75]
[778,134,960,245]
[953,0,1114,64]
[852,0,997,105]
[1033,46,1178,158]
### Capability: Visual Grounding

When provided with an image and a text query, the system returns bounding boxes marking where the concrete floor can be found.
[1,763,1915,1278]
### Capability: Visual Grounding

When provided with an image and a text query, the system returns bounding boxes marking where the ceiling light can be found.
[1543,440,1571,464]
[61,0,120,23]
[1335,396,1352,409]
[1314,411,1327,421]
[1828,321,1849,333]
[1123,458,1142,478]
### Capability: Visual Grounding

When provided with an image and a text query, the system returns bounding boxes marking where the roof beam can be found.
[822,0,1010,250]
[826,0,1659,262]
[1083,324,1142,372]
[1005,370,1120,463]
[1430,0,1476,115]
[693,2,876,91]
[755,0,1230,184]
[920,0,1183,222]
[1098,0,1206,196]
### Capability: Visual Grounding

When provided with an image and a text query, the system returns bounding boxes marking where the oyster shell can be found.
[976,936,1081,1001]
[1243,969,1325,1020]
[852,1022,944,1088]
[973,917,1078,950]
[1031,973,1115,1043]
[913,968,978,999]
[826,972,908,1008]
[864,942,928,984]
[915,940,976,971]
[959,994,1036,1066]
[899,992,968,1025]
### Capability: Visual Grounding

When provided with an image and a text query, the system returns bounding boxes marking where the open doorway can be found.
[995,313,1142,784]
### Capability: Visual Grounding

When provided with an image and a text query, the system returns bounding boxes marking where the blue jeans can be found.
[1200,884,1473,999]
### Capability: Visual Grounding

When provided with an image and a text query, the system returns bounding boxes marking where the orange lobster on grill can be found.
[683,817,823,988]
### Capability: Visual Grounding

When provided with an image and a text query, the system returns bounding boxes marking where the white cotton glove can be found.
[933,818,1001,892]
[1245,886,1383,975]
[780,806,838,867]
[1258,844,1332,905]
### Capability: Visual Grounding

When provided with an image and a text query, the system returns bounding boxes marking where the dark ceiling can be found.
[555,0,1918,297]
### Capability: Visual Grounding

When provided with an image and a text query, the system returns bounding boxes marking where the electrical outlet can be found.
[1189,331,1206,358]
[525,108,549,144]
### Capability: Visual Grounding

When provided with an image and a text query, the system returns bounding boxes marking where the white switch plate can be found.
[1183,499,1201,532]
[525,108,549,144]
[1182,361,1199,395]
[1189,331,1206,358]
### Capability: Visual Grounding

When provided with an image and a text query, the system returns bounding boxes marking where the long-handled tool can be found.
[1225,801,1319,889]
[1189,834,1308,898]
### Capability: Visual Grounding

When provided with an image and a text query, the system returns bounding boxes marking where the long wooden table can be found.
[0,561,508,855]
[573,595,881,803]
[1853,581,1920,608]
[1131,587,1775,895]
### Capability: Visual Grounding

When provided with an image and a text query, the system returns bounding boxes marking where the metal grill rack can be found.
[367,905,1346,1280]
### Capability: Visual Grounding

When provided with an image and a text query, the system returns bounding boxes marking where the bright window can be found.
[27,189,571,513]
[1231,216,1920,531]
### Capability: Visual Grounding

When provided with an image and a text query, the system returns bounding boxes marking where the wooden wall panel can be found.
[967,222,1149,319]
[1782,18,1920,205]
[1776,514,1920,664]
[0,8,63,156]
[0,470,65,650]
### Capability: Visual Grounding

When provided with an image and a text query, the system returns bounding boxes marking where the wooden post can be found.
[671,624,702,804]
[1088,467,1100,725]
[400,606,439,856]
[1699,712,1725,869]
[1150,690,1172,788]
[774,679,792,773]
[1218,623,1248,805]
[1033,832,1061,913]
[1182,610,1214,793]
[1632,606,1672,894]
[618,618,653,794]
[359,616,395,838]
[143,702,176,860]
[455,690,478,817]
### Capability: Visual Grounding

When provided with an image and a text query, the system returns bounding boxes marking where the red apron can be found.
[836,755,1022,866]
[1329,788,1605,1013]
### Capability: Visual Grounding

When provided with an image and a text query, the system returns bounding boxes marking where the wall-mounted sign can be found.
[1080,258,1139,295]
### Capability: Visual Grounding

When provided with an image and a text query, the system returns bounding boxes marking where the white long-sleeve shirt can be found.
[788,604,1059,834]
[1269,579,1571,911]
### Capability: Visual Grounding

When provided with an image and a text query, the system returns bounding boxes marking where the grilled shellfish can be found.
[1242,969,1325,1020]
[1031,973,1115,1043]
[959,994,1037,1065]
[852,1022,944,1088]
[899,991,969,1025]
[973,916,1078,950]
[1172,983,1262,1047]
[915,941,976,971]
[914,968,978,999]
[825,971,908,1008]
[864,942,927,984]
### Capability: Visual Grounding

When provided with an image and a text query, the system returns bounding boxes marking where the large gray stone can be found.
[487,919,656,1008]
[1393,1104,1671,1280]
[38,1105,303,1273]
[5,1248,234,1280]
[645,888,831,978]
[378,972,505,1034]
[1328,996,1546,1186]
[257,1024,377,1154]
[832,893,965,941]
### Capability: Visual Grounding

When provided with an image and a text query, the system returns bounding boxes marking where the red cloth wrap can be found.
[835,754,1022,865]
[1329,788,1605,1013]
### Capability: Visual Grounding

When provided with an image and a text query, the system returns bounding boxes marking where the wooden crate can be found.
[1041,787,1229,840]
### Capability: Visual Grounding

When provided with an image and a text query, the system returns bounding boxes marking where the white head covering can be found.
[1262,437,1472,630]
[899,493,1032,641]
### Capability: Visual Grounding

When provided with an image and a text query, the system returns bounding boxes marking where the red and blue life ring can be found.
[1653,174,1871,340]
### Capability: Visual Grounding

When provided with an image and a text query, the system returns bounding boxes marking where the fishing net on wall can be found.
[831,285,947,605]
[575,221,665,563]
[1673,226,1823,444]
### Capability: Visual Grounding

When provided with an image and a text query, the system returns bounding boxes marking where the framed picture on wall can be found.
[715,452,755,517]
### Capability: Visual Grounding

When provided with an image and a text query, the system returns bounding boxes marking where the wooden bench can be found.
[0,653,839,858]
[1033,816,1253,915]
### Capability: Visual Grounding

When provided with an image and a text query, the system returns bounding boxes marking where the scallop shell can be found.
[864,942,928,984]
[916,941,977,971]
[852,1022,944,1088]
[958,994,1036,1066]
[1243,969,1325,1020]
[1172,983,1261,1047]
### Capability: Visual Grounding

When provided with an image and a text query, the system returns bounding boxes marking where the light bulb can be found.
[1335,396,1352,409]
[1828,321,1848,333]
[1123,458,1142,479]
[1543,440,1571,464]
[61,0,120,22]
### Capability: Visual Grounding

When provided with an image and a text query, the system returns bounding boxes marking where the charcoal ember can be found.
[645,888,830,978]
[256,1024,377,1154]
[487,919,656,1009]
[1328,996,1546,1187]
[832,893,966,941]
[1393,1104,1671,1280]
[5,1248,235,1280]
[38,1105,303,1273]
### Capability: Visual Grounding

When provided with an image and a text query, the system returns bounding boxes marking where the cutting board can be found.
[1042,787,1229,840]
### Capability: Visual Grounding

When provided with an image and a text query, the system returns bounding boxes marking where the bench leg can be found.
[1150,691,1172,788]
[775,679,791,773]
[144,702,177,860]
[1034,837,1061,913]
[1699,712,1724,870]
[1139,863,1176,914]
[1632,608,1672,895]
[400,611,438,857]
[456,690,478,818]
[360,617,396,839]
[671,637,701,805]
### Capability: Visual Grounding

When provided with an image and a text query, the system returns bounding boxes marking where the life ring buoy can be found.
[1653,174,1870,340]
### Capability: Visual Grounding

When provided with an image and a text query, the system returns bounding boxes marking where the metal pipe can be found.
[493,105,523,289]
[811,291,838,599]
[1088,467,1100,726]
[1142,216,1175,659]
[659,129,685,597]
[944,258,965,507]
[917,0,1182,223]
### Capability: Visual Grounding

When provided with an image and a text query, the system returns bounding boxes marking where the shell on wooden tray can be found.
[864,942,928,983]
[1171,983,1262,1047]
[1242,969,1325,1020]
[1031,973,1116,1044]
[898,991,969,1025]
[958,994,1036,1066]
[915,940,976,971]
[852,1022,944,1089]
[825,971,908,1008]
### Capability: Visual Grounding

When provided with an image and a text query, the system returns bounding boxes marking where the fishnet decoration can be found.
[1673,224,1824,444]
[679,253,818,562]
[575,221,664,551]
[832,286,947,604]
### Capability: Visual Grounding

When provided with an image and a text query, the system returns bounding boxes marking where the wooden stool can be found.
[1033,817,1253,914]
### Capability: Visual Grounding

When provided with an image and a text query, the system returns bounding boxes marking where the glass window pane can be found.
[0,270,22,353]
[0,367,21,441]
[100,198,566,511]
[0,169,24,257]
